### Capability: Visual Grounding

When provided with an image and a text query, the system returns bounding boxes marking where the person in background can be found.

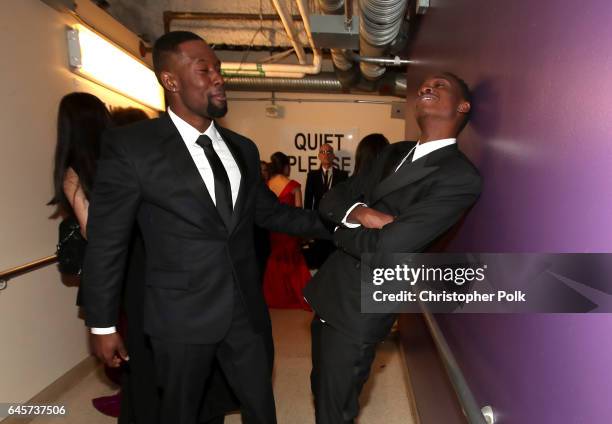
[49,93,111,239]
[260,160,270,182]
[353,133,389,176]
[263,152,312,310]
[48,93,128,418]
[110,106,149,126]
[303,143,349,269]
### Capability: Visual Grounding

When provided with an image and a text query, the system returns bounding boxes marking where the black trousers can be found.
[119,236,237,424]
[310,318,380,424]
[151,290,276,424]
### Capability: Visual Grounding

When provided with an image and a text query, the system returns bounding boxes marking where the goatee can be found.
[207,96,228,118]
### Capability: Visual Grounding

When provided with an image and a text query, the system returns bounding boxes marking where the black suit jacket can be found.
[304,167,349,210]
[82,114,329,344]
[303,141,482,342]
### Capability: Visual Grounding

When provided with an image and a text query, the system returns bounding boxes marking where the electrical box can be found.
[309,14,360,50]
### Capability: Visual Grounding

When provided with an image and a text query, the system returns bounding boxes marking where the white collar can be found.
[413,138,456,161]
[167,107,220,146]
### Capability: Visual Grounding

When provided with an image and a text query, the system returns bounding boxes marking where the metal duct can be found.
[318,0,344,14]
[224,72,406,97]
[225,74,344,93]
[317,0,355,75]
[331,49,353,71]
[359,0,408,79]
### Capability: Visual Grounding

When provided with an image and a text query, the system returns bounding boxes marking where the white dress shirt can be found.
[341,138,457,227]
[91,109,242,335]
[168,108,241,207]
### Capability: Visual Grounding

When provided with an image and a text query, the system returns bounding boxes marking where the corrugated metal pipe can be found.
[317,0,355,74]
[318,0,344,14]
[224,72,407,97]
[359,0,408,79]
[225,74,344,93]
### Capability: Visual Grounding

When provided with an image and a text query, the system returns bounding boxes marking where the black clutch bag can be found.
[56,216,87,275]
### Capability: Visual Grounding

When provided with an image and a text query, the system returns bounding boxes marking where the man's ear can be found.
[159,71,178,93]
[457,101,471,114]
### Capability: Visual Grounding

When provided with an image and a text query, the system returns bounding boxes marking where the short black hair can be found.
[440,72,472,132]
[441,72,472,103]
[152,31,204,74]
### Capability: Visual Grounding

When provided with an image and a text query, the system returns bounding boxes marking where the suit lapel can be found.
[370,143,458,204]
[217,126,248,234]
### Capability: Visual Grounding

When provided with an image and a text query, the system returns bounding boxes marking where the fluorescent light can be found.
[66,24,165,111]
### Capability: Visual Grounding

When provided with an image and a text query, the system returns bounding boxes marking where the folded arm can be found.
[334,174,482,264]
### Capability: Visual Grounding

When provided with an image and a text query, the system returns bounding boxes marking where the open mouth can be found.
[418,94,438,102]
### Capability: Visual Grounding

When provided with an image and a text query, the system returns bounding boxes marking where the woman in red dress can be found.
[263,152,312,310]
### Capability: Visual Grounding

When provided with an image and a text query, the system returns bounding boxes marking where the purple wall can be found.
[404,1,612,422]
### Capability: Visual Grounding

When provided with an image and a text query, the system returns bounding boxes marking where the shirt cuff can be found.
[341,203,367,228]
[91,326,117,335]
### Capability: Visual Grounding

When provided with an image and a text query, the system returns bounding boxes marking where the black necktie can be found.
[323,169,330,188]
[395,147,416,173]
[383,147,416,179]
[196,134,233,228]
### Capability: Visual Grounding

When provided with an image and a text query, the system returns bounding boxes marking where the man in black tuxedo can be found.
[82,31,329,424]
[303,144,349,268]
[304,143,349,211]
[303,72,482,423]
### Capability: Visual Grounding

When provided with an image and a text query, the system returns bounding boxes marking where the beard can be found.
[207,94,228,118]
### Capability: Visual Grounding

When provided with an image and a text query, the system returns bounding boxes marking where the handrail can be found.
[421,308,489,424]
[0,254,58,290]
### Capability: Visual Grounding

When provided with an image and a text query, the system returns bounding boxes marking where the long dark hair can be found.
[110,107,149,126]
[269,152,290,176]
[354,133,389,176]
[48,92,111,214]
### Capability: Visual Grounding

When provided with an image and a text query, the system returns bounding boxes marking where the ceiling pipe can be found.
[318,0,344,14]
[347,51,413,66]
[163,11,303,34]
[221,0,322,79]
[317,0,355,75]
[344,0,353,30]
[270,0,307,64]
[358,0,408,79]
[224,72,407,97]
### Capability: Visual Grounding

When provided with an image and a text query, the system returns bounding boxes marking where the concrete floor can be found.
[30,309,415,424]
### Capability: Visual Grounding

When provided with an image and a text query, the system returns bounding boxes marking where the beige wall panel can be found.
[0,0,155,403]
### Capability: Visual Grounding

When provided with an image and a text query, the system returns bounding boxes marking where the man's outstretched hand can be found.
[347,205,394,229]
[91,333,129,368]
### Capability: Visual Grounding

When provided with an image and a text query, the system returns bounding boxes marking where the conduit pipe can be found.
[221,0,322,79]
[271,0,307,64]
[359,0,408,79]
[224,72,407,97]
[318,0,344,14]
[316,0,355,73]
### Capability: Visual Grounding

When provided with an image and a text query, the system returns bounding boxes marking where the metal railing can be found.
[0,254,58,290]
[420,308,490,424]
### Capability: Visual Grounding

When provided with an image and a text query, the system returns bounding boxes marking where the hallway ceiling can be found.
[97,0,412,97]
[103,0,319,48]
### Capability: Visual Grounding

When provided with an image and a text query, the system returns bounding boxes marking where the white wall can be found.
[0,0,156,403]
[218,91,406,190]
